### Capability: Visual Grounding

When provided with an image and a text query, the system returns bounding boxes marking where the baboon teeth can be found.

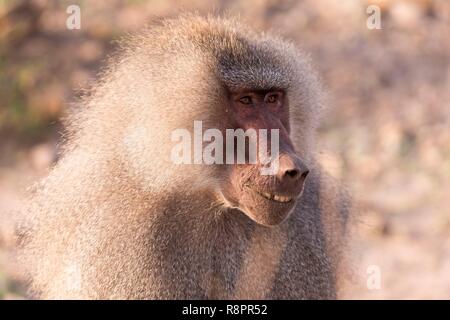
[261,192,272,200]
[273,195,292,203]
[259,191,292,203]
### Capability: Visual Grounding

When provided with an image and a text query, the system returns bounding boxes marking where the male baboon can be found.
[19,15,351,299]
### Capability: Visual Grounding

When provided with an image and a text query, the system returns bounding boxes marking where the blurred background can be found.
[0,0,449,299]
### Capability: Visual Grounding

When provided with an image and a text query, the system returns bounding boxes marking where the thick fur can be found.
[19,15,350,299]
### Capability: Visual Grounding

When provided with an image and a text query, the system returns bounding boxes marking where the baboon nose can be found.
[283,168,309,182]
[285,168,300,179]
[278,154,309,189]
[283,168,309,185]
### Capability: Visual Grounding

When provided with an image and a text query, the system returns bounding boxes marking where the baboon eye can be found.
[267,94,278,103]
[239,96,252,105]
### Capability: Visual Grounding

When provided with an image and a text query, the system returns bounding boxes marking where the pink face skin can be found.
[221,89,310,226]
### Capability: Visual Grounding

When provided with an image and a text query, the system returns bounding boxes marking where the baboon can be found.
[19,15,351,299]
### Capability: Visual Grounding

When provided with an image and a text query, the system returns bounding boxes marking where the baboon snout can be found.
[277,154,309,193]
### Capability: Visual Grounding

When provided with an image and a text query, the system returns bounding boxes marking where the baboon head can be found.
[108,16,323,227]
[187,19,320,227]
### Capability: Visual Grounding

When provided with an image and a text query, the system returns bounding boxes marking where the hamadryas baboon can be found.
[19,15,351,299]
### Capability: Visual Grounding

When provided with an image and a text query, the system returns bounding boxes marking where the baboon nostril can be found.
[285,169,300,179]
[300,170,309,181]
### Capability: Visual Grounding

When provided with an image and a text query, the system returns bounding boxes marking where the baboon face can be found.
[220,89,309,226]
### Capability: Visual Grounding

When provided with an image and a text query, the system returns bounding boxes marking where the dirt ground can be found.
[0,0,449,299]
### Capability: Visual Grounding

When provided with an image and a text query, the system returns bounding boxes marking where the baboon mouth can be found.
[252,189,293,203]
